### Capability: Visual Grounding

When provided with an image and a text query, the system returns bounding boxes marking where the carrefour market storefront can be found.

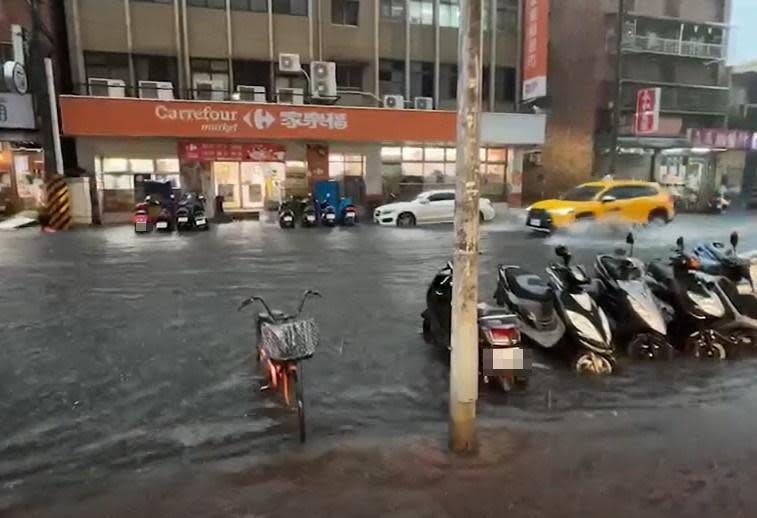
[59,96,546,223]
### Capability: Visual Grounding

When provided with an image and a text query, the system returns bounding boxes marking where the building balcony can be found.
[620,84,729,115]
[622,34,725,60]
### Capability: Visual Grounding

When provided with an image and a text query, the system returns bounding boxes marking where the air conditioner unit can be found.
[383,94,404,109]
[309,61,337,98]
[138,80,174,100]
[194,80,226,101]
[414,97,433,110]
[88,77,126,97]
[278,53,302,73]
[277,87,304,105]
[236,85,267,103]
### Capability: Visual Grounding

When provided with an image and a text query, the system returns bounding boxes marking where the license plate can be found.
[485,347,527,372]
[156,221,168,229]
[326,214,335,220]
[529,218,541,227]
[135,222,147,232]
[737,282,753,295]
[306,215,315,222]
[195,218,206,225]
[283,216,293,222]
[178,217,188,223]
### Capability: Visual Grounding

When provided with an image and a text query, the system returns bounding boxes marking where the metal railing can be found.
[621,86,729,114]
[622,34,725,60]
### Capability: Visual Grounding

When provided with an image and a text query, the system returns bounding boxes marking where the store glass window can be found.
[129,159,155,173]
[102,158,129,173]
[381,147,402,162]
[402,147,424,161]
[329,153,366,178]
[156,158,180,173]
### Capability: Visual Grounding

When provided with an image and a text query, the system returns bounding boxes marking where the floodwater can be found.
[2,213,757,516]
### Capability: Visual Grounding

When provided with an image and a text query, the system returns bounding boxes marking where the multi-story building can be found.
[0,0,70,213]
[529,0,731,208]
[59,0,546,223]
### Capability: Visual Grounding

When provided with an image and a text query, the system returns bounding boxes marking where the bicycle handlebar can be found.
[296,289,321,316]
[238,290,321,319]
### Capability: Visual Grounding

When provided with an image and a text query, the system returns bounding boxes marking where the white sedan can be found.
[373,190,496,227]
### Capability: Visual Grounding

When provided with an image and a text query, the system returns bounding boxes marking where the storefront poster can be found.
[0,93,35,129]
[178,142,285,162]
[522,0,549,101]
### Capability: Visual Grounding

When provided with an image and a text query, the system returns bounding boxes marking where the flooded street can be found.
[3,213,757,516]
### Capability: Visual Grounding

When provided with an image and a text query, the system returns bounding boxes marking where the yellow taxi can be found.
[526,179,675,232]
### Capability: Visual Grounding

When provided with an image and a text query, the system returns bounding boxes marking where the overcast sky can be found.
[729,0,757,65]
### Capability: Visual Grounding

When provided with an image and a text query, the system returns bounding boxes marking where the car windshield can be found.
[561,185,603,201]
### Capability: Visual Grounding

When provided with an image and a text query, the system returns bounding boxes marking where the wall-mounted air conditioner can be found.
[414,97,433,110]
[194,80,226,101]
[278,53,302,73]
[138,80,174,100]
[88,77,126,97]
[310,61,337,98]
[277,87,304,105]
[383,94,404,109]
[236,85,267,102]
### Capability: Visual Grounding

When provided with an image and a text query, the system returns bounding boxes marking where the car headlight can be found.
[565,310,605,343]
[379,209,394,215]
[550,208,576,216]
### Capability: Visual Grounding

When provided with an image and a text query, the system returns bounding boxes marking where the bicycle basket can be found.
[261,319,319,361]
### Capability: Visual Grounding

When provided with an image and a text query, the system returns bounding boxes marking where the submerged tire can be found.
[397,212,416,227]
[627,335,675,361]
[574,352,614,375]
[688,333,727,361]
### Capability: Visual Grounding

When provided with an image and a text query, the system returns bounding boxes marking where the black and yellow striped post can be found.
[44,175,72,230]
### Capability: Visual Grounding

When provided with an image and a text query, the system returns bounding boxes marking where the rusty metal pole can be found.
[449,0,483,454]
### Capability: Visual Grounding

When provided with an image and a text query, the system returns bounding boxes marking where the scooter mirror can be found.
[626,232,635,245]
[676,236,684,251]
[730,231,739,250]
[555,245,571,264]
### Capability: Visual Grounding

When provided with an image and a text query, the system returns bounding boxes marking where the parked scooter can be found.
[693,232,757,348]
[645,237,734,359]
[154,194,176,232]
[594,233,675,360]
[320,195,337,227]
[301,196,318,228]
[176,192,208,231]
[133,195,161,233]
[495,246,616,374]
[423,262,528,392]
[708,193,731,214]
[338,197,358,226]
[278,197,296,229]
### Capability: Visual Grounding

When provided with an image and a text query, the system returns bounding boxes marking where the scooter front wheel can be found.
[574,352,614,375]
[627,335,675,361]
[688,332,727,361]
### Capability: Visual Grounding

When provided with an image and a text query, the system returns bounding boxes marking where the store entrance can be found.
[213,161,284,210]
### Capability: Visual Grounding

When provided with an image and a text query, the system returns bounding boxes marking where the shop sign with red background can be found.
[522,0,549,101]
[178,141,285,161]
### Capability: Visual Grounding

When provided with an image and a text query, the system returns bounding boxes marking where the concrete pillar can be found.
[506,148,524,207]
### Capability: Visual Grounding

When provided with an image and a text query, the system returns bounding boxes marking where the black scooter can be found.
[423,262,528,392]
[278,197,296,229]
[176,192,208,231]
[646,237,734,359]
[320,195,337,227]
[301,196,318,228]
[693,232,757,348]
[593,233,675,360]
[496,246,616,374]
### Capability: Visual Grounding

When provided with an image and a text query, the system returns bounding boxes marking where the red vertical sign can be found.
[522,0,549,101]
[634,87,661,134]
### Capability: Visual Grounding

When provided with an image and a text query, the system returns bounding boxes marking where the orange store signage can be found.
[59,96,457,143]
[522,0,549,101]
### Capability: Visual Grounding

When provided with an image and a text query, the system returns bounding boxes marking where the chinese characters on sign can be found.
[178,142,286,162]
[687,129,754,150]
[279,111,348,130]
[522,0,549,101]
[634,87,661,135]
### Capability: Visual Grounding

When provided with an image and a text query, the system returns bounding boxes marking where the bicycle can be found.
[238,290,321,443]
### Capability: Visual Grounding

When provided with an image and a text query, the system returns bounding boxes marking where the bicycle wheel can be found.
[291,367,306,443]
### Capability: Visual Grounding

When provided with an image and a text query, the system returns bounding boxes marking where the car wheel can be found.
[648,209,668,226]
[397,212,416,227]
[479,211,485,223]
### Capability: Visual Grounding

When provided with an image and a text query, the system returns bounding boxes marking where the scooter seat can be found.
[600,256,640,281]
[506,269,552,302]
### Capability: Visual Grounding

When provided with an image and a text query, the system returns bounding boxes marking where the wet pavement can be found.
[3,212,757,516]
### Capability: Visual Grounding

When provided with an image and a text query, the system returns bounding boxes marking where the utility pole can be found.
[449,0,483,454]
[608,0,626,176]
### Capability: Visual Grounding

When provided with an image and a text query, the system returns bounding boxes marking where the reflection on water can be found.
[2,218,757,510]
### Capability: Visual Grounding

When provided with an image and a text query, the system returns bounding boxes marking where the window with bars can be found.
[379,59,405,96]
[336,63,364,90]
[439,0,460,27]
[410,61,434,98]
[409,0,434,25]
